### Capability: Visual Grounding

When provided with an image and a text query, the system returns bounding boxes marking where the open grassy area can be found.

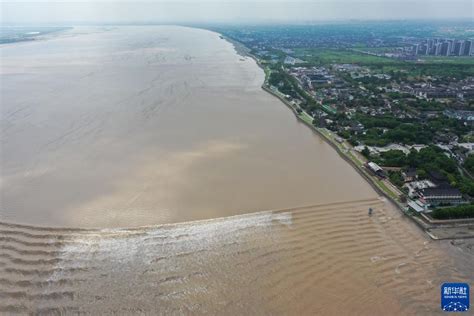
[298,112,313,125]
[293,48,402,66]
[263,66,271,82]
[376,180,400,201]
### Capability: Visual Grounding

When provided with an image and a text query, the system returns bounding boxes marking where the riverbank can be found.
[225,36,474,241]
[261,85,405,205]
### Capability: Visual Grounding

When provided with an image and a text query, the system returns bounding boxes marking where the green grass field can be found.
[293,48,401,66]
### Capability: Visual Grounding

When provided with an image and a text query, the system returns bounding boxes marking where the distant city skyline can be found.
[1,0,473,25]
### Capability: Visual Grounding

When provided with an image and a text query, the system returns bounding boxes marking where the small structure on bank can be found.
[407,200,428,213]
[402,168,417,183]
[366,161,386,178]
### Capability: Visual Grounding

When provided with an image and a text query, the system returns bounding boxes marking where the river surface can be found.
[0,26,473,314]
[0,26,377,227]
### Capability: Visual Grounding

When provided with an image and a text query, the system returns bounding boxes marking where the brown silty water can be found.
[0,199,472,314]
[0,26,473,314]
[1,25,375,227]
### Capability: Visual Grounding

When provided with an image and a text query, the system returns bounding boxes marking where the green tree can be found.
[464,155,474,174]
[361,146,371,159]
[388,171,404,188]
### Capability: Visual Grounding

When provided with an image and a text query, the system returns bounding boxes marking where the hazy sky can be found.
[1,0,473,24]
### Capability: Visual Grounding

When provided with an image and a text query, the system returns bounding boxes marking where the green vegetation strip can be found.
[431,204,474,220]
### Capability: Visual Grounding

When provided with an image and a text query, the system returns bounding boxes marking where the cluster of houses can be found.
[283,56,305,65]
[365,162,467,214]
[333,63,391,80]
[287,64,473,127]
[403,169,466,213]
[444,110,474,122]
[399,78,474,102]
[290,67,335,89]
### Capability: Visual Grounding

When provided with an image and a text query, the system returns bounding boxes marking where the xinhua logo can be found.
[441,283,470,312]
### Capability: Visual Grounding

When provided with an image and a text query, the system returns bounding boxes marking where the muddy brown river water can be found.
[0,26,473,314]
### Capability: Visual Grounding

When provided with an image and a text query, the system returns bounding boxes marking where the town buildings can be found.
[414,38,473,57]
